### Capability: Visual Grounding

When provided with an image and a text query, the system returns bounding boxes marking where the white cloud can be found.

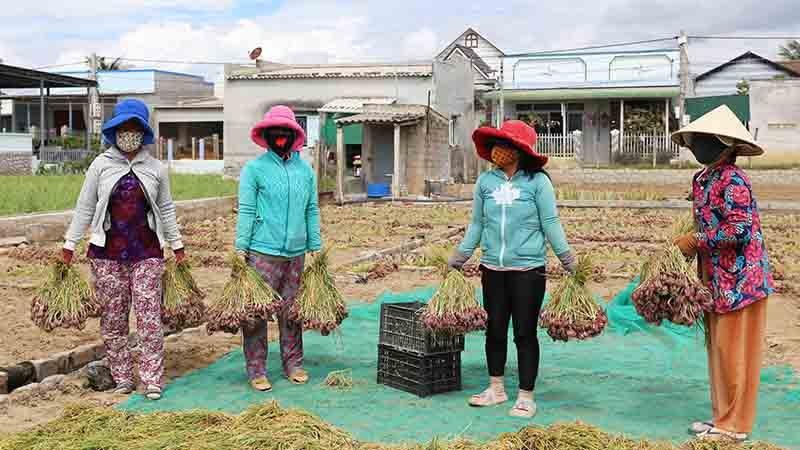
[401,29,439,60]
[1,0,234,18]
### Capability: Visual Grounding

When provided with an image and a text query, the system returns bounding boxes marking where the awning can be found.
[335,111,425,125]
[485,85,680,101]
[318,97,396,114]
[0,63,97,89]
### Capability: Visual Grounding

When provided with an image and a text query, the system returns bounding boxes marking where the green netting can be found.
[122,281,800,448]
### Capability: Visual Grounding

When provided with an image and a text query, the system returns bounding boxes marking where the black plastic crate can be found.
[379,301,465,355]
[376,344,461,397]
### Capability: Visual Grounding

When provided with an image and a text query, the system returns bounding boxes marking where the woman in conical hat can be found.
[671,105,774,443]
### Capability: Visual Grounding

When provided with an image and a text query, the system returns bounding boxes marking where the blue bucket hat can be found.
[101,99,155,146]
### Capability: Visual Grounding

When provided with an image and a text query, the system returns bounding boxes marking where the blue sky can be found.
[1,0,798,84]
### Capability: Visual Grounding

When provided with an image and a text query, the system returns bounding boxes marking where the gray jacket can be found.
[63,147,183,252]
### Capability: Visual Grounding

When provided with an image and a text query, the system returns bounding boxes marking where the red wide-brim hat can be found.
[473,120,548,168]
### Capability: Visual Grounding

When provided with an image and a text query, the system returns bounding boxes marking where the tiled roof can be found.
[334,104,447,125]
[318,97,396,114]
[228,64,432,80]
[451,45,494,75]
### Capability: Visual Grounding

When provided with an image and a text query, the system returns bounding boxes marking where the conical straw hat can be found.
[671,105,764,157]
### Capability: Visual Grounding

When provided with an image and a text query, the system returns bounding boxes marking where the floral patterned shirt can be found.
[87,172,163,263]
[693,163,774,313]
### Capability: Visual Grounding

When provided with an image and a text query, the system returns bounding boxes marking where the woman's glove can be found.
[448,251,469,270]
[557,251,577,275]
[61,248,74,266]
[673,233,699,258]
[174,247,187,264]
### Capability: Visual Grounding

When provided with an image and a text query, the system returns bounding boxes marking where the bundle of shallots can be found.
[420,250,487,335]
[290,249,348,335]
[206,253,282,335]
[161,259,207,330]
[631,214,713,326]
[31,259,102,332]
[539,255,607,342]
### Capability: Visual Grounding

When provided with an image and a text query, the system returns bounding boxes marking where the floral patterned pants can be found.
[90,258,166,388]
[242,253,305,380]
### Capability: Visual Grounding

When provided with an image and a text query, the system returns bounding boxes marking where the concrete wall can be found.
[223,75,433,176]
[0,152,33,174]
[432,54,477,182]
[153,73,214,104]
[404,117,450,196]
[750,79,800,153]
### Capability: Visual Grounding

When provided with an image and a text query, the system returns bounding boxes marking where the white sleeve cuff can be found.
[63,241,77,251]
[170,240,184,250]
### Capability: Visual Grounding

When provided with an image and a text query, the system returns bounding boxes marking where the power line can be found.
[34,61,87,70]
[112,56,249,66]
[503,37,678,58]
[689,35,800,41]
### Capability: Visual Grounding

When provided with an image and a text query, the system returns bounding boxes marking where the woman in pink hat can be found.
[449,120,576,418]
[234,105,322,392]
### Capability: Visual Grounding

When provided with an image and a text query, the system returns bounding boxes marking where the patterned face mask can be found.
[116,130,144,153]
[491,146,518,167]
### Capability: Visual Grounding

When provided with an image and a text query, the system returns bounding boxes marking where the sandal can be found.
[689,421,714,434]
[696,427,748,443]
[287,369,309,385]
[112,381,135,395]
[145,385,162,401]
[468,388,508,407]
[250,376,273,392]
[509,398,537,418]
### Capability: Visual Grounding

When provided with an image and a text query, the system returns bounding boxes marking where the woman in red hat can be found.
[449,120,576,418]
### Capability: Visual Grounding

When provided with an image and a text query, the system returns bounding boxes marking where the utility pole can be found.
[88,53,100,151]
[678,31,690,127]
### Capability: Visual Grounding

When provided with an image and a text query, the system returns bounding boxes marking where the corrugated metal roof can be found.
[694,53,800,97]
[228,64,433,80]
[318,97,396,114]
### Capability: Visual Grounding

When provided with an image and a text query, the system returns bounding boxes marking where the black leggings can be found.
[481,266,546,391]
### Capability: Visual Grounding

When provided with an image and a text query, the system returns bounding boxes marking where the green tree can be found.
[86,56,124,70]
[736,79,750,95]
[778,40,800,60]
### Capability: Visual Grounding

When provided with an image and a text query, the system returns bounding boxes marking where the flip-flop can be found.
[696,427,748,443]
[287,369,309,385]
[112,381,135,395]
[468,388,508,407]
[250,376,273,392]
[509,398,537,418]
[145,385,162,401]
[689,421,714,434]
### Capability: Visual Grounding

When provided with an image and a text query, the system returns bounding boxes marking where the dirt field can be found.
[1,203,798,433]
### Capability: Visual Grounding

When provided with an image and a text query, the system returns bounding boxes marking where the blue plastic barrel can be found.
[367,183,391,198]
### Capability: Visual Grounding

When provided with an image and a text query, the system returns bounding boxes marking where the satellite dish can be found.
[249,47,263,60]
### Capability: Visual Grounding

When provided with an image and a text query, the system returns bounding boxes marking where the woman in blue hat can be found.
[61,98,186,401]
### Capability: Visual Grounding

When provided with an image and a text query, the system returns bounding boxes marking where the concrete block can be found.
[29,352,69,382]
[0,236,27,248]
[41,374,66,387]
[69,343,106,371]
[0,371,7,394]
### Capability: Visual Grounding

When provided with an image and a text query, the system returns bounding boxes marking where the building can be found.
[223,55,476,187]
[486,48,681,165]
[2,69,214,151]
[437,28,503,92]
[693,52,800,97]
[152,96,224,171]
[749,79,800,155]
[335,104,450,199]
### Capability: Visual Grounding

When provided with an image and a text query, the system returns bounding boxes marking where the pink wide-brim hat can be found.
[250,105,307,151]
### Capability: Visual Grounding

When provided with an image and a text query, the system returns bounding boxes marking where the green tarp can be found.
[685,95,750,125]
[122,282,800,448]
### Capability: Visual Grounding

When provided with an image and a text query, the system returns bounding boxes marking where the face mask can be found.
[264,129,296,155]
[690,134,729,165]
[116,130,144,153]
[491,146,518,167]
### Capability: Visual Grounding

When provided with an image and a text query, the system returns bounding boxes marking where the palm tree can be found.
[778,40,800,60]
[86,56,124,70]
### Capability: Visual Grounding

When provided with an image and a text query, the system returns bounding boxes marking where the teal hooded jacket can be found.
[235,150,322,257]
[457,169,570,269]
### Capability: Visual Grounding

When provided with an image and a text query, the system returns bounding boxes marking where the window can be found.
[465,33,479,48]
[448,117,457,146]
[295,116,308,136]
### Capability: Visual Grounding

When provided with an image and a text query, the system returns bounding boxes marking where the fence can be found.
[613,132,680,158]
[155,135,222,161]
[38,148,93,163]
[536,133,581,159]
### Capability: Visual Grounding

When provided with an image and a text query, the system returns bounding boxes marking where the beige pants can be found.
[705,299,768,434]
